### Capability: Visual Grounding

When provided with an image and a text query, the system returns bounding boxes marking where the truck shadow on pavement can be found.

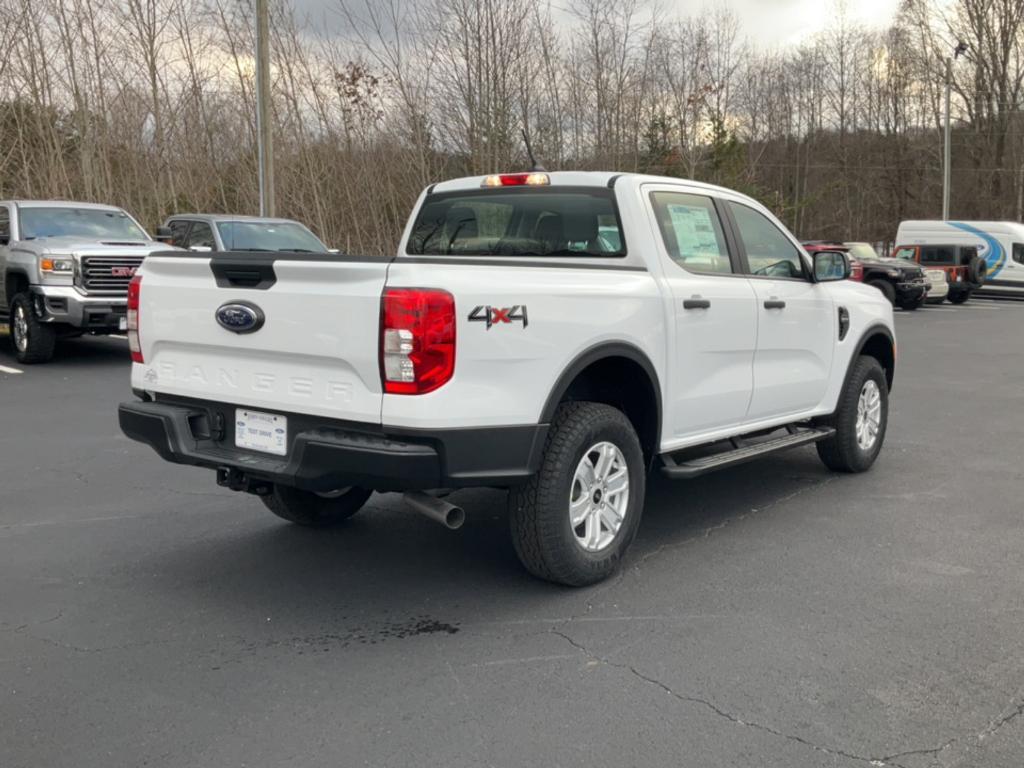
[134,450,835,627]
[0,332,130,367]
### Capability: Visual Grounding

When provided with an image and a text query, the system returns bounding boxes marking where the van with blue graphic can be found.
[895,220,1024,301]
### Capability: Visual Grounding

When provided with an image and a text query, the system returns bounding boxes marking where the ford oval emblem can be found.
[215,302,265,334]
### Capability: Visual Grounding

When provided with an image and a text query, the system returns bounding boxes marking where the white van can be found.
[895,220,1024,298]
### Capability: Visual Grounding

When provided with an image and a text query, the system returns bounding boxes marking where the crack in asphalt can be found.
[549,628,909,768]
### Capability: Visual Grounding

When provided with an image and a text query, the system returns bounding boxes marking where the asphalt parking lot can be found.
[2,299,1022,768]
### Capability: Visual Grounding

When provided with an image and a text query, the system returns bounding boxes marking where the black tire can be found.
[898,295,923,311]
[816,356,888,473]
[968,256,987,286]
[9,293,56,364]
[949,290,970,305]
[262,484,373,527]
[867,279,896,305]
[508,401,645,587]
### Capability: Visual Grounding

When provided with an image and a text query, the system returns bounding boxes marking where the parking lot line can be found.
[109,334,128,339]
[0,363,23,374]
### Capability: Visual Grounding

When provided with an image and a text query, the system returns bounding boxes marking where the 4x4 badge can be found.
[468,305,528,329]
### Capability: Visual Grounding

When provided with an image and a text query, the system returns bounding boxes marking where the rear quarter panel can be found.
[381,260,665,429]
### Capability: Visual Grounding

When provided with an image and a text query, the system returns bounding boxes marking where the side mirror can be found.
[189,245,213,253]
[813,250,850,282]
[154,226,174,243]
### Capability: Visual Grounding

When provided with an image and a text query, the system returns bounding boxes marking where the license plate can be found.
[235,409,288,456]
[118,316,127,331]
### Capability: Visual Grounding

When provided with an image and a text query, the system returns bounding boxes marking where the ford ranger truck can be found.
[118,172,896,586]
[0,201,175,363]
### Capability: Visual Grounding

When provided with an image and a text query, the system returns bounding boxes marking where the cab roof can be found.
[2,200,129,211]
[429,171,749,201]
[166,213,305,226]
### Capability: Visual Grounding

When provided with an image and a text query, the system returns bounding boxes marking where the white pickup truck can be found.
[119,172,896,586]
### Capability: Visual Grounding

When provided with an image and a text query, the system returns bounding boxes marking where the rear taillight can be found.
[380,288,455,395]
[127,275,143,363]
[850,261,864,281]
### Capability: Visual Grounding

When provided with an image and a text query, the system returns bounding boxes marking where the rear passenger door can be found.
[724,200,835,420]
[645,186,758,443]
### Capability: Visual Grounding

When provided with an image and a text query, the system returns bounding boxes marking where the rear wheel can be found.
[949,290,970,305]
[867,279,896,305]
[262,484,373,527]
[509,402,645,586]
[816,356,888,473]
[899,295,924,311]
[9,293,56,364]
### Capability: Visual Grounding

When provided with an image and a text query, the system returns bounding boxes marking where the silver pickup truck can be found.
[0,201,173,363]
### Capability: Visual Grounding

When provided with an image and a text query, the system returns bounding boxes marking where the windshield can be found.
[19,207,148,241]
[406,188,626,257]
[893,247,917,262]
[216,221,328,253]
[845,243,879,261]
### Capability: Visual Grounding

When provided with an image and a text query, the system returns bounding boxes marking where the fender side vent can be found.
[838,307,850,341]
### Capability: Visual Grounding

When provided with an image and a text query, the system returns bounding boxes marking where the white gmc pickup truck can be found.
[119,172,895,586]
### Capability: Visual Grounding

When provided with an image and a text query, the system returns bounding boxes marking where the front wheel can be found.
[867,280,896,305]
[262,484,373,527]
[816,356,889,473]
[949,291,970,305]
[899,295,924,311]
[9,293,57,364]
[508,402,645,586]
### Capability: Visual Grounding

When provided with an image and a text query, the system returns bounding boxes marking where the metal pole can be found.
[256,0,275,217]
[942,56,952,221]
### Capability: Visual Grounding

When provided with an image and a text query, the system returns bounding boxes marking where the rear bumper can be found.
[118,396,548,492]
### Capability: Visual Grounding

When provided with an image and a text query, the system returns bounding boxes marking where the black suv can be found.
[803,241,929,310]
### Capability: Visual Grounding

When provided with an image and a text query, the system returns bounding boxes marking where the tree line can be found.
[1,0,1022,254]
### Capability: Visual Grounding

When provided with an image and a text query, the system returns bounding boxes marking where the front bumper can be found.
[31,285,126,330]
[895,280,928,300]
[119,396,549,492]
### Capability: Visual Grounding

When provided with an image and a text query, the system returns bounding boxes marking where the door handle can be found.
[683,298,711,310]
[763,299,786,310]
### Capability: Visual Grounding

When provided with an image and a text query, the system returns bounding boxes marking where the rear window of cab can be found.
[406,188,626,258]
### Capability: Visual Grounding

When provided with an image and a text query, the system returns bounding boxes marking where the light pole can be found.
[256,0,275,217]
[943,41,969,221]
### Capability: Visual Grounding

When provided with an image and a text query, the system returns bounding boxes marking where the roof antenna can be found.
[522,128,546,172]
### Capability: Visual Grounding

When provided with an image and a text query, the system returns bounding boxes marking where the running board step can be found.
[660,426,835,479]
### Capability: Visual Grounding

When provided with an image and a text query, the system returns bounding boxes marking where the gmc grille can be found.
[78,255,145,295]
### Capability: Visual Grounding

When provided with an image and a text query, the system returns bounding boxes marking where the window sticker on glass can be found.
[666,205,727,271]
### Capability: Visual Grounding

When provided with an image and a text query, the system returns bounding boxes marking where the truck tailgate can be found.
[131,254,391,424]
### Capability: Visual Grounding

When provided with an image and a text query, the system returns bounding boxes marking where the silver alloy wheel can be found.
[855,379,882,451]
[570,441,630,552]
[12,304,28,353]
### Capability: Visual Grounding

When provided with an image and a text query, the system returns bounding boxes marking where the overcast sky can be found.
[292,0,903,48]
[720,0,901,46]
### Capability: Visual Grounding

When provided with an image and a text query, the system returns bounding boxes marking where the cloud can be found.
[287,0,902,47]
